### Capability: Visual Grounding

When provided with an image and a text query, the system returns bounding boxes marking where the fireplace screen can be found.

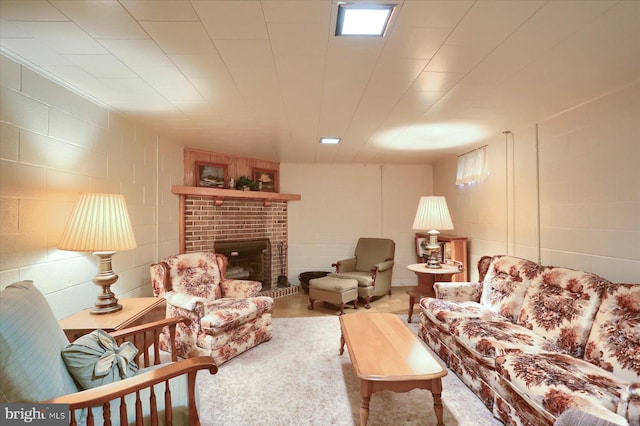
[214,239,272,291]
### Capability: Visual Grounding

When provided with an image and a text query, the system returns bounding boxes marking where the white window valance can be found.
[456,145,489,185]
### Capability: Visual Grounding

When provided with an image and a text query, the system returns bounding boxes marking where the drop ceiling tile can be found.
[12,21,107,54]
[0,0,67,21]
[215,40,274,69]
[267,23,327,56]
[412,71,465,92]
[382,27,450,59]
[262,0,330,24]
[193,0,268,40]
[63,54,136,79]
[99,39,173,67]
[141,22,216,54]
[394,0,472,28]
[51,1,147,39]
[0,19,32,37]
[424,44,488,74]
[371,57,427,83]
[121,0,198,21]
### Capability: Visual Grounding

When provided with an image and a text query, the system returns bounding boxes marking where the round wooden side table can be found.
[406,263,461,323]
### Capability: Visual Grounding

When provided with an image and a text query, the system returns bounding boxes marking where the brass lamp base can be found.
[425,230,442,269]
[90,251,123,315]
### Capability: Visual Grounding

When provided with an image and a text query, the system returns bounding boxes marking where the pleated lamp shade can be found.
[58,193,137,252]
[412,196,454,231]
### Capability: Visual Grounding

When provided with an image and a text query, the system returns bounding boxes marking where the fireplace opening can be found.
[214,239,272,291]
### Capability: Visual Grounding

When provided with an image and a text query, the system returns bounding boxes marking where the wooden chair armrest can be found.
[108,317,190,340]
[45,357,218,425]
[109,317,190,366]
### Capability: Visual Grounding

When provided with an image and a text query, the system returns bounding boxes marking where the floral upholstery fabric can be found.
[480,255,543,322]
[496,352,631,425]
[420,297,503,333]
[150,252,273,366]
[434,281,482,302]
[450,319,560,367]
[201,297,273,334]
[585,283,640,383]
[518,267,609,357]
[419,255,639,426]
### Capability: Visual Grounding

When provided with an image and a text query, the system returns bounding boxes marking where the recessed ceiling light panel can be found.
[336,3,396,36]
[320,137,341,144]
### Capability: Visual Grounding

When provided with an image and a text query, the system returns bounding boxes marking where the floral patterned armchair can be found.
[150,252,273,366]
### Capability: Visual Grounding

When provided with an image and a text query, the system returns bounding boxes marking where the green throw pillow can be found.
[61,329,138,390]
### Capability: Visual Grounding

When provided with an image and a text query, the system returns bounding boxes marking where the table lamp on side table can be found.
[412,196,454,269]
[58,193,137,314]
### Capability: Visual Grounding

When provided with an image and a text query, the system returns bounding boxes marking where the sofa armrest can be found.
[373,259,394,273]
[434,281,483,302]
[332,257,356,273]
[617,383,640,423]
[220,279,262,298]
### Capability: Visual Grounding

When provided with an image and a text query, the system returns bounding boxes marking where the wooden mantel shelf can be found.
[172,185,301,206]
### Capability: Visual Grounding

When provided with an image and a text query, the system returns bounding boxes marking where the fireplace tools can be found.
[277,241,290,288]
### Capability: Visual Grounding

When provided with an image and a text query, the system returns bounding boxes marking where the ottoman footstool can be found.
[308,276,358,315]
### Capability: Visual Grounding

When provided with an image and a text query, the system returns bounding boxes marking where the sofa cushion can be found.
[450,319,559,368]
[480,256,543,322]
[518,267,609,358]
[496,352,629,422]
[200,296,273,335]
[584,283,640,383]
[420,297,503,333]
[167,252,222,301]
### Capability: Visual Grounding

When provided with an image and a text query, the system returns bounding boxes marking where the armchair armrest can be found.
[434,281,483,302]
[166,292,206,315]
[373,259,394,273]
[220,279,262,298]
[617,383,640,421]
[332,257,356,273]
[46,356,218,426]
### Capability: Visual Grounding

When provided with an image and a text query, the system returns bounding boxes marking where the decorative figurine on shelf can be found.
[228,177,235,189]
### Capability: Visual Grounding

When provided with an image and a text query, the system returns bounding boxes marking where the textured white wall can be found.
[434,82,640,283]
[281,163,433,287]
[0,55,183,319]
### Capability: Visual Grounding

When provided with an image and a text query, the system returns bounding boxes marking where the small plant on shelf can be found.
[236,176,258,191]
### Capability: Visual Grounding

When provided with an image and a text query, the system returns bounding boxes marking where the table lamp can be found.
[412,196,454,269]
[58,193,137,314]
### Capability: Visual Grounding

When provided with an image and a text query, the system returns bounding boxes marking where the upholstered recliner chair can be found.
[150,252,273,366]
[329,238,396,308]
[0,280,217,425]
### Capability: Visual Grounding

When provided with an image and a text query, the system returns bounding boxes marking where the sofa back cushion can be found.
[518,267,609,358]
[479,255,543,322]
[165,252,222,300]
[584,283,640,382]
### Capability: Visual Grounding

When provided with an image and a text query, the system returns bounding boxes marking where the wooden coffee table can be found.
[339,313,447,425]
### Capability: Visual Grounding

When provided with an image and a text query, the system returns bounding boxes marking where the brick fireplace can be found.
[182,196,288,292]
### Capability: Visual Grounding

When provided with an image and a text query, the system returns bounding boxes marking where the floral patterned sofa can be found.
[418,255,639,426]
[150,252,273,365]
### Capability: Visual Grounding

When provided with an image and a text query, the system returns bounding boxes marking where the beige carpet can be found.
[197,315,503,426]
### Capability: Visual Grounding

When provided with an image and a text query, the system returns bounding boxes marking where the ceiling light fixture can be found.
[336,3,396,36]
[320,137,341,144]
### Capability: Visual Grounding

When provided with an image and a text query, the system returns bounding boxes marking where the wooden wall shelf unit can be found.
[171,185,301,207]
